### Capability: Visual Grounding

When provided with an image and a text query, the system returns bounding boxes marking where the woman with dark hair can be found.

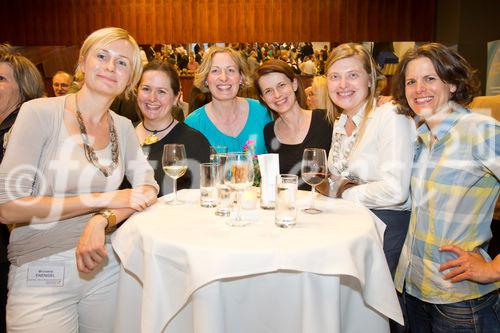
[0,48,45,333]
[254,59,332,190]
[185,46,272,154]
[0,27,158,331]
[393,43,499,333]
[135,60,210,196]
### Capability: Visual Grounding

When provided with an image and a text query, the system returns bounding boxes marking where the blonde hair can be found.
[193,46,251,93]
[75,27,142,99]
[310,75,328,110]
[324,43,384,142]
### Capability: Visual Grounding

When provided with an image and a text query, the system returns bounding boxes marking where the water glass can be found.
[215,182,233,216]
[200,163,219,208]
[275,174,298,228]
[209,145,228,163]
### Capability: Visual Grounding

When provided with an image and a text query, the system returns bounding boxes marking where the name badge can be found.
[27,263,65,287]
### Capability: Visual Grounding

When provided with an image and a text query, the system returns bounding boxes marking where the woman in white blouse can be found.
[319,43,416,280]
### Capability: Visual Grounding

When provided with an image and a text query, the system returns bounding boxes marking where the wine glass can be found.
[301,148,327,214]
[224,152,254,226]
[162,144,188,205]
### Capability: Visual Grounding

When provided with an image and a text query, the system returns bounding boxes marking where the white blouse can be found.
[327,102,417,210]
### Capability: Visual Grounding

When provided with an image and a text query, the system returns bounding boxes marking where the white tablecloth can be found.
[112,189,403,333]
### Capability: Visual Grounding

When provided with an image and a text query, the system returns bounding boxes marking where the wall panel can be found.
[0,0,436,45]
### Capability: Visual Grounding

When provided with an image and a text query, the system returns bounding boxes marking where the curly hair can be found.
[392,43,480,116]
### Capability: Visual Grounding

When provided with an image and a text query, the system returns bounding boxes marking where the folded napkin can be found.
[257,154,280,205]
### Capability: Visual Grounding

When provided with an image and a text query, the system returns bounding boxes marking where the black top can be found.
[264,109,333,190]
[0,109,18,263]
[142,122,210,197]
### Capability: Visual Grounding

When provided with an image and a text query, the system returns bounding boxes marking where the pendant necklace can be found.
[142,118,175,145]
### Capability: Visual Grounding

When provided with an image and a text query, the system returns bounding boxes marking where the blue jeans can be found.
[404,290,500,333]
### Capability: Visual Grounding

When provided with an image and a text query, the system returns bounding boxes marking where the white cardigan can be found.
[328,102,417,210]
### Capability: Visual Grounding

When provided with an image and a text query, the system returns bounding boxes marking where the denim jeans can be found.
[404,290,500,333]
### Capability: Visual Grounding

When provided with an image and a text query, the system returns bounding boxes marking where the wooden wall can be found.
[1,0,436,45]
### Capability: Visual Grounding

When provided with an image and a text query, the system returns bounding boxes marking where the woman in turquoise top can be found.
[185,46,272,154]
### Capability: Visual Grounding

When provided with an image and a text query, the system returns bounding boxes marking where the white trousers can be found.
[7,243,119,333]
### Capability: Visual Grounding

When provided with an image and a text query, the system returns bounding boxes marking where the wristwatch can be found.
[95,209,117,233]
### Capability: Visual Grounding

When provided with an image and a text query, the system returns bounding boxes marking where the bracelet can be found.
[95,209,117,233]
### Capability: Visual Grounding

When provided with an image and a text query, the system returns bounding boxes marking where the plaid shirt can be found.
[395,106,500,303]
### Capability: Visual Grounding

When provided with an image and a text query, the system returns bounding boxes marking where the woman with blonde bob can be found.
[185,46,272,154]
[0,27,158,331]
[320,43,416,277]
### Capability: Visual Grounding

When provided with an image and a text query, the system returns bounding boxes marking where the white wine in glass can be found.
[162,144,188,205]
[301,148,327,214]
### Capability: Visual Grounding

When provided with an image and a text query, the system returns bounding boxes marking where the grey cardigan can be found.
[0,95,158,266]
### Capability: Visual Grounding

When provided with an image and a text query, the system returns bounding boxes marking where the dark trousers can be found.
[0,262,8,333]
[371,209,411,333]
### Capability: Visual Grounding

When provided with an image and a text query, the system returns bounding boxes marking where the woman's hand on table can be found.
[316,177,359,198]
[76,216,108,273]
[439,245,500,283]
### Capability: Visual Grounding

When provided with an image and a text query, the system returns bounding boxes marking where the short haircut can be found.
[52,70,73,83]
[75,27,142,99]
[392,43,480,116]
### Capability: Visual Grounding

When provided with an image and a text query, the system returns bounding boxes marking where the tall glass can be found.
[224,152,254,226]
[162,144,188,205]
[209,145,228,165]
[214,153,232,216]
[301,148,327,214]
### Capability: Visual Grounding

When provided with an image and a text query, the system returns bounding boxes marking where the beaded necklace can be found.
[75,96,119,177]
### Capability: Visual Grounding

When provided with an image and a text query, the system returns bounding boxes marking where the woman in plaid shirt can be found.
[392,43,499,333]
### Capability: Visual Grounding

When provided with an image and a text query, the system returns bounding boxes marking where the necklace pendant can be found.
[144,134,158,145]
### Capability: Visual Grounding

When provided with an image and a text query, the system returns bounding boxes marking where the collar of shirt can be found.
[333,100,369,135]
[416,106,469,147]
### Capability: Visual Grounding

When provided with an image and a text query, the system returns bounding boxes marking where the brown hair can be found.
[392,43,480,116]
[136,60,181,122]
[0,52,45,105]
[254,59,307,117]
[141,60,181,96]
